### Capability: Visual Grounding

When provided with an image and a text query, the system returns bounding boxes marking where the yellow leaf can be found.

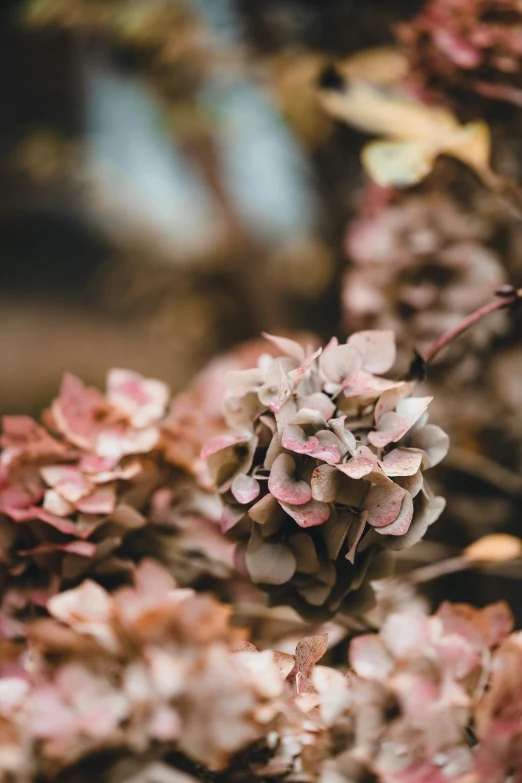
[444,120,491,173]
[362,139,437,188]
[464,534,522,563]
[339,46,409,86]
[318,74,492,188]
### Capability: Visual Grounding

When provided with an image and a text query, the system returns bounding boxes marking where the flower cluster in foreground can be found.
[0,561,519,783]
[204,331,448,621]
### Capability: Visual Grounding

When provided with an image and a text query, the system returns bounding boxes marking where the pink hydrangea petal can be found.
[347,330,396,374]
[40,466,93,504]
[349,634,394,679]
[368,412,409,449]
[310,431,342,464]
[374,490,413,536]
[336,446,375,479]
[364,481,406,528]
[224,368,264,397]
[43,489,74,517]
[291,408,327,429]
[435,635,481,681]
[79,455,119,474]
[380,448,423,477]
[374,382,414,423]
[200,434,250,460]
[0,485,40,514]
[297,393,336,421]
[261,332,306,364]
[268,454,312,506]
[75,485,117,515]
[1,415,66,459]
[396,397,433,431]
[233,543,249,578]
[51,373,105,450]
[269,362,293,413]
[384,494,445,551]
[288,347,323,388]
[231,474,260,505]
[343,371,401,398]
[95,426,159,460]
[90,460,143,484]
[18,541,96,558]
[281,424,319,455]
[7,506,79,535]
[319,341,362,385]
[221,505,246,533]
[328,416,357,454]
[433,28,483,68]
[311,464,341,503]
[107,369,169,427]
[395,470,424,498]
[409,424,450,468]
[279,498,330,528]
[381,612,432,658]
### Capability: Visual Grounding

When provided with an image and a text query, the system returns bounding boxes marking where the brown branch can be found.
[422,287,521,366]
[408,286,522,379]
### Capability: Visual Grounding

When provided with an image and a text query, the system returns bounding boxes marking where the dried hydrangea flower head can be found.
[323,600,517,783]
[1,574,519,782]
[0,369,233,632]
[203,331,448,621]
[398,0,522,106]
[343,187,506,375]
[0,559,289,778]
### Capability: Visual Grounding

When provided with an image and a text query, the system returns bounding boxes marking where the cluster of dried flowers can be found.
[325,599,522,783]
[0,366,243,636]
[342,183,507,374]
[204,331,448,621]
[0,557,520,783]
[398,0,522,107]
[0,559,284,780]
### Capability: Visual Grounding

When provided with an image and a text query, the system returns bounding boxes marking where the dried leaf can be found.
[318,76,492,188]
[295,633,329,684]
[464,534,522,563]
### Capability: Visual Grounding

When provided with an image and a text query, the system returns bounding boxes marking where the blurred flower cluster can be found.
[326,600,522,783]
[0,561,520,783]
[0,365,241,637]
[204,331,448,621]
[398,0,522,106]
[343,183,507,375]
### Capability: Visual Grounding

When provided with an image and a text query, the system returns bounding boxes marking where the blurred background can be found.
[1,0,522,619]
[0,0,424,413]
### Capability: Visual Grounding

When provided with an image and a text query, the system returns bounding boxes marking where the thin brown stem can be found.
[421,288,522,367]
[405,555,471,585]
